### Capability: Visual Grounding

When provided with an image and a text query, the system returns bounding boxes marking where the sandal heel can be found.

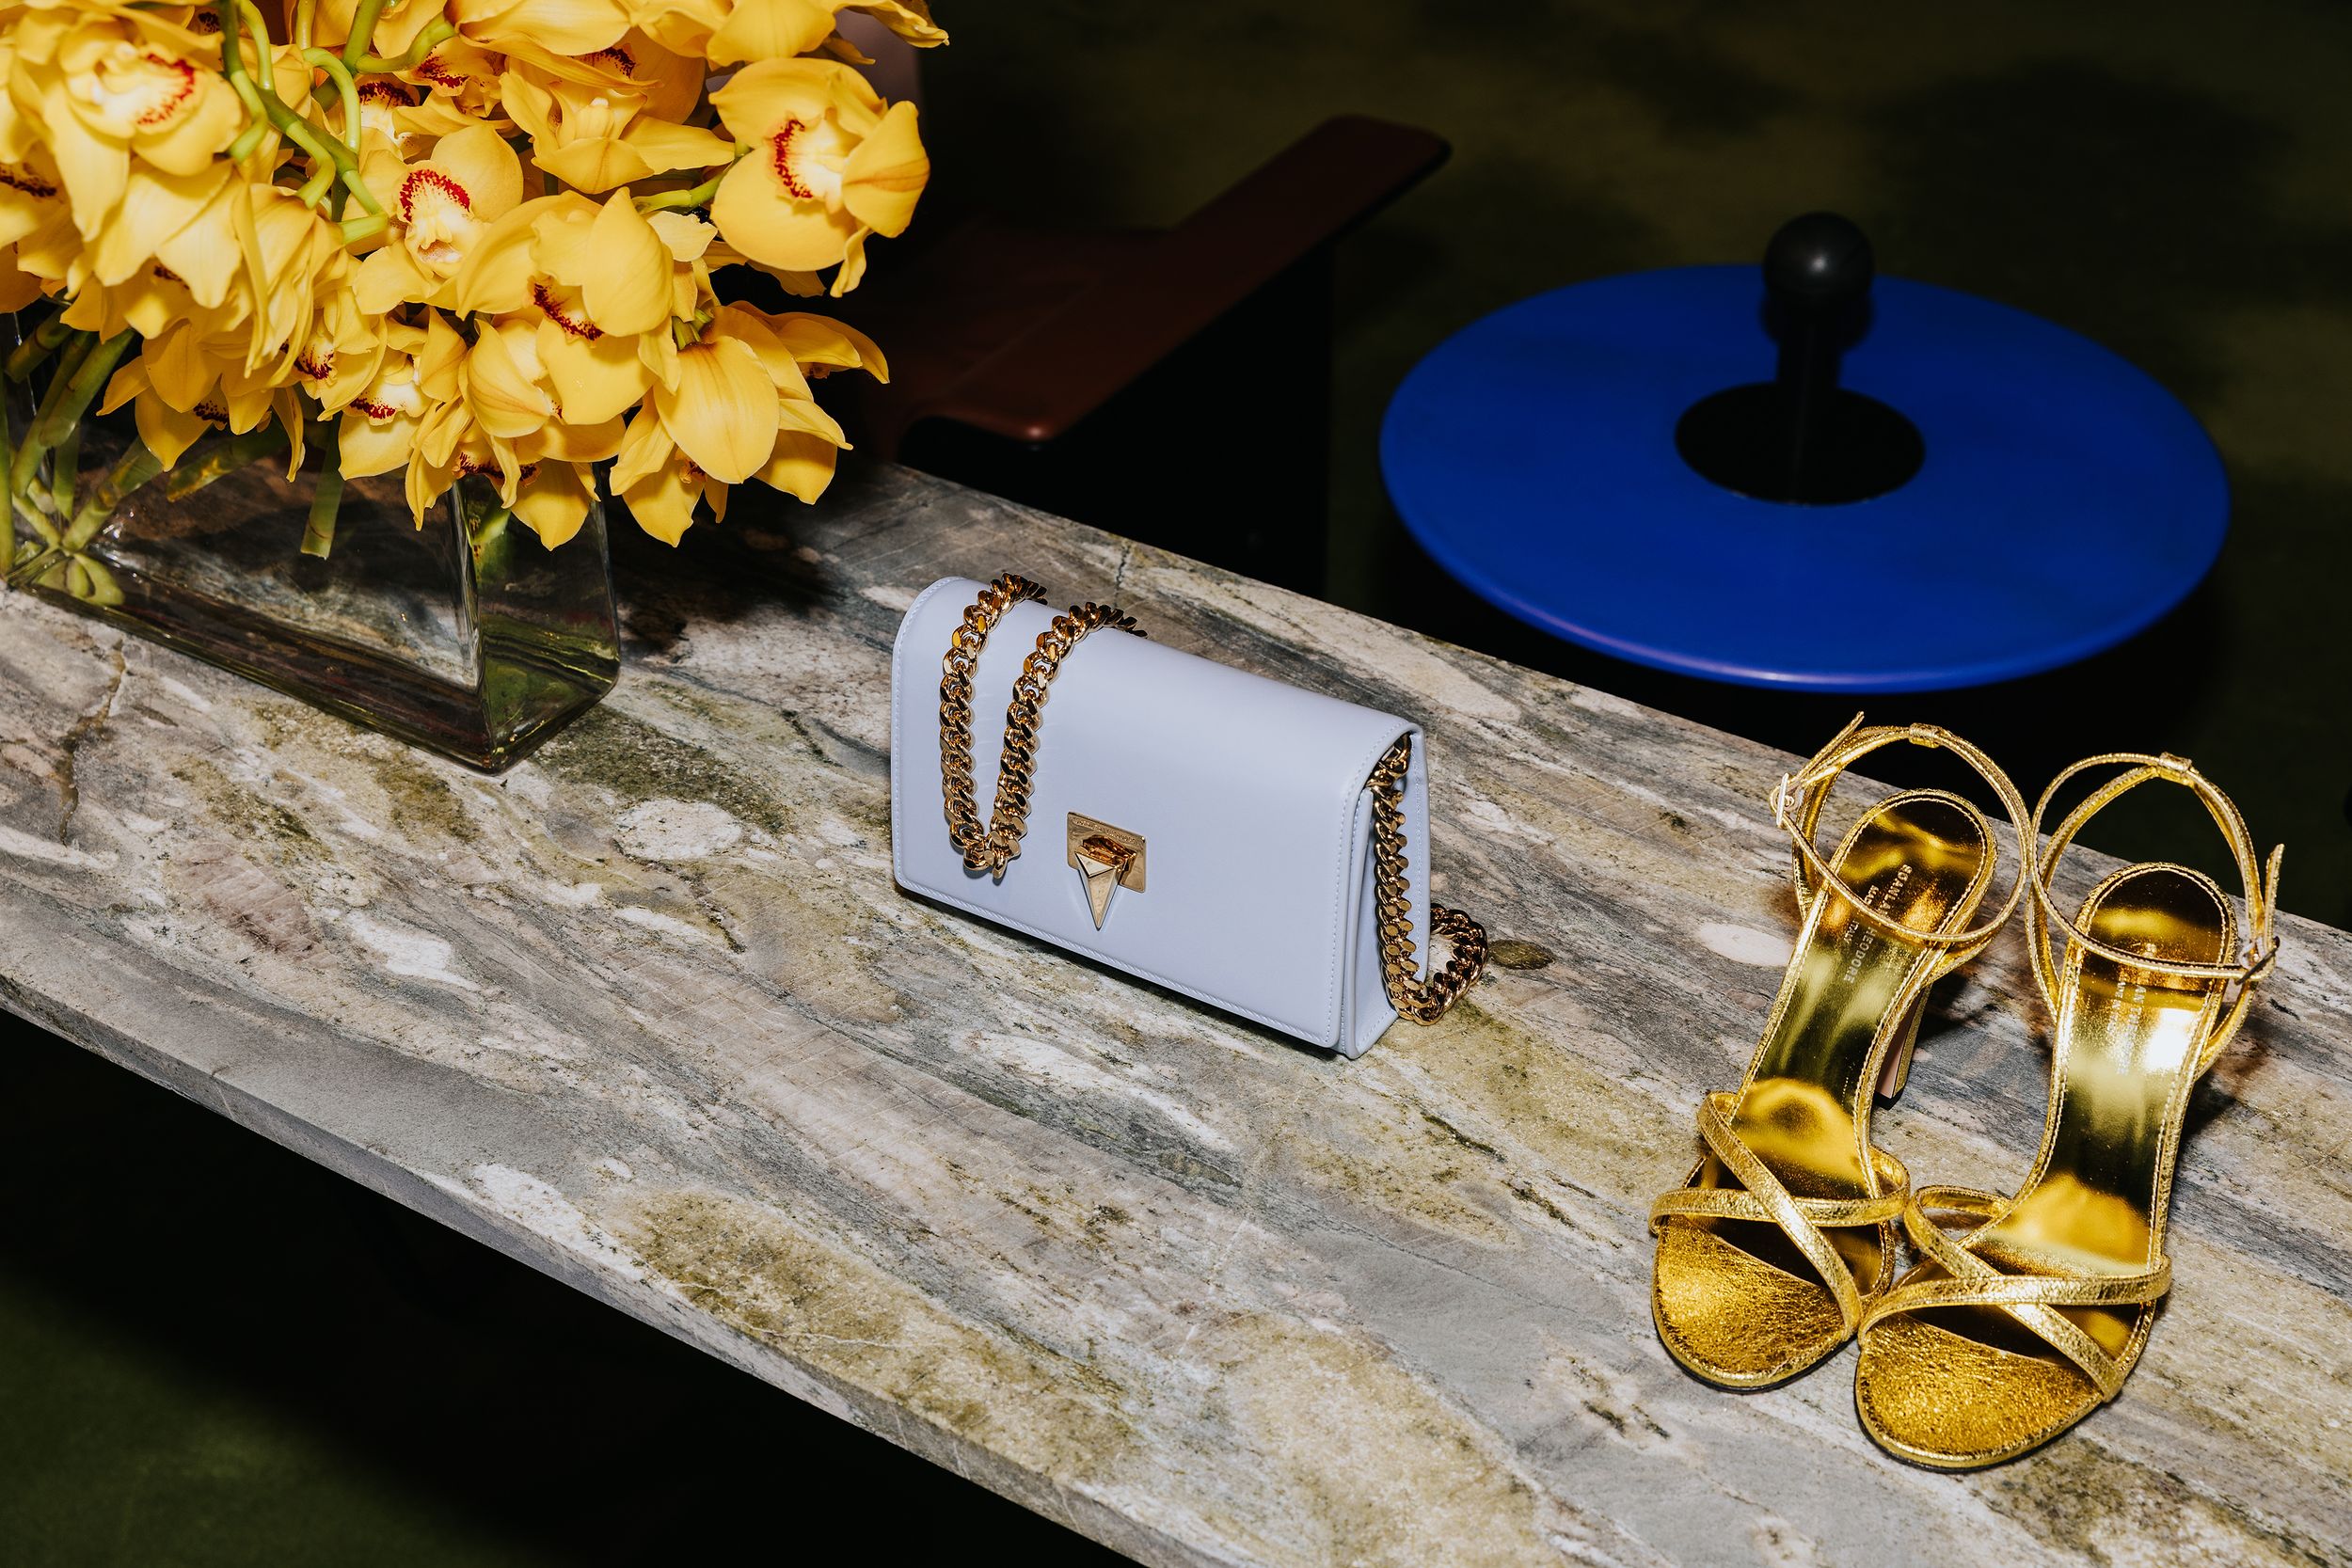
[1876,991,1927,1103]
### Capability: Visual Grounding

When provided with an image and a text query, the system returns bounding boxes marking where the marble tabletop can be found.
[3,466,2346,1568]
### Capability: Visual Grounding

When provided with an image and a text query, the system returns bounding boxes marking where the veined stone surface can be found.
[2,466,2346,1568]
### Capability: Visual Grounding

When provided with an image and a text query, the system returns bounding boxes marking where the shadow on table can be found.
[0,1017,1126,1568]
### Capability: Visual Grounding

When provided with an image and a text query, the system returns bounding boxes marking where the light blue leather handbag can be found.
[891,574,1488,1056]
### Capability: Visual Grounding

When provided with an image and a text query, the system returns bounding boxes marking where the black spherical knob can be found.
[1676,210,1921,505]
[1763,212,1873,312]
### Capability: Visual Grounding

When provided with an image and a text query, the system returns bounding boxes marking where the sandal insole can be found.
[1700,794,1992,1287]
[1931,863,2230,1360]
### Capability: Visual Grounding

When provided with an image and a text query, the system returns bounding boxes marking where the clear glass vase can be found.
[3,329,620,772]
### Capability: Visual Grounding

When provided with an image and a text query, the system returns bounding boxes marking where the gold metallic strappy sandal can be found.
[1853,752,2282,1468]
[1650,719,2030,1388]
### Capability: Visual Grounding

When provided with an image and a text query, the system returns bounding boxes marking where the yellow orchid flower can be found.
[462,322,559,441]
[10,7,246,242]
[385,313,627,526]
[305,0,449,62]
[0,244,44,312]
[452,0,633,57]
[851,2,947,47]
[62,177,342,369]
[354,121,527,311]
[338,311,466,482]
[95,312,294,469]
[345,76,490,153]
[604,302,870,542]
[498,62,731,195]
[405,399,504,524]
[392,38,512,126]
[626,0,946,64]
[708,57,927,294]
[235,182,355,369]
[0,0,946,578]
[707,302,873,499]
[288,284,390,413]
[95,355,227,468]
[607,405,724,545]
[453,187,685,425]
[0,149,74,276]
[573,29,708,125]
[511,459,599,546]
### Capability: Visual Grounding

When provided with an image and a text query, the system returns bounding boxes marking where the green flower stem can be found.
[0,388,15,531]
[219,2,275,162]
[350,19,456,73]
[304,49,365,151]
[6,545,61,590]
[342,0,391,70]
[163,427,288,502]
[302,422,343,559]
[298,160,338,208]
[30,330,92,424]
[6,315,78,383]
[63,440,167,553]
[219,0,389,227]
[30,329,132,451]
[262,97,381,216]
[0,394,56,553]
[70,554,124,608]
[228,119,269,166]
[294,46,362,208]
[461,484,512,562]
[634,157,745,214]
[48,426,76,520]
[13,328,95,508]
[231,1,277,59]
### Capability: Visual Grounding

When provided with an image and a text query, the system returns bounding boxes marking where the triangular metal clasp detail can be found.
[1080,855,1120,929]
[1067,814,1144,930]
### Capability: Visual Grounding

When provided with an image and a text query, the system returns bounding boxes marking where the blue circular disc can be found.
[1379,266,2229,691]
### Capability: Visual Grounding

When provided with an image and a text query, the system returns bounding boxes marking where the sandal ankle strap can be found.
[2027,752,2283,1072]
[1772,715,2033,969]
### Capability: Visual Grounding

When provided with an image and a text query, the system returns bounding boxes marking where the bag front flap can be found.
[891,578,1430,1046]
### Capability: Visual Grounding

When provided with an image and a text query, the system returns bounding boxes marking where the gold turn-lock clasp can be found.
[1067,814,1146,929]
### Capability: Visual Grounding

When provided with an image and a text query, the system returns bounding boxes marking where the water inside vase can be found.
[5,330,621,771]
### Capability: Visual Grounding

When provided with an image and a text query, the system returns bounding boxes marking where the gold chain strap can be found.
[940,573,1141,875]
[1366,735,1490,1022]
[938,575,1488,1022]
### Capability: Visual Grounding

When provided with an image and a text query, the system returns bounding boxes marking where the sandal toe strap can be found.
[1868,1191,2171,1401]
[1649,1091,1910,1334]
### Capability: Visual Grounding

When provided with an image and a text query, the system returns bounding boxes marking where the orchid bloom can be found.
[356,122,527,311]
[453,185,685,426]
[629,0,946,63]
[709,57,927,294]
[338,311,466,483]
[12,8,246,242]
[498,47,732,195]
[452,0,634,57]
[607,303,875,542]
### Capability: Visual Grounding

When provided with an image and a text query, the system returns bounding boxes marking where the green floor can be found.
[11,5,2352,1561]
